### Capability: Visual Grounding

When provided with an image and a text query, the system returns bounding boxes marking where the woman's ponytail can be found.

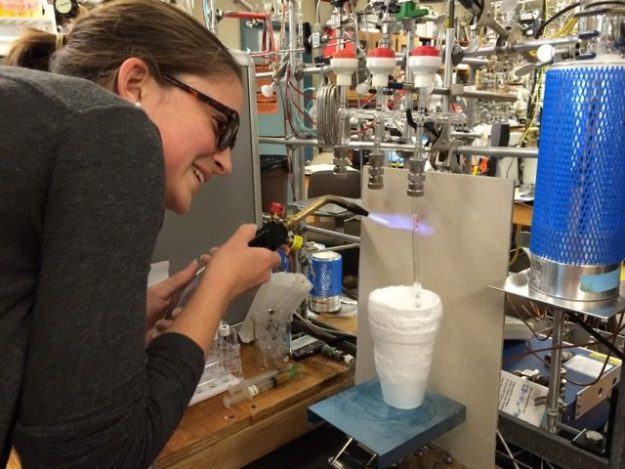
[4,28,58,71]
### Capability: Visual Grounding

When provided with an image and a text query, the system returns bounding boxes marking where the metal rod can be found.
[257,66,327,79]
[287,0,306,202]
[497,430,522,469]
[442,0,455,112]
[462,36,579,58]
[404,25,415,139]
[430,87,517,101]
[462,58,490,67]
[259,136,538,158]
[455,145,538,158]
[303,224,361,244]
[232,0,255,12]
[457,89,517,102]
[499,413,609,469]
[546,309,564,434]
[313,243,360,253]
[259,136,415,151]
[329,437,354,468]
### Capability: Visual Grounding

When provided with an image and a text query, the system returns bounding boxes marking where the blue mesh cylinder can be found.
[530,62,625,268]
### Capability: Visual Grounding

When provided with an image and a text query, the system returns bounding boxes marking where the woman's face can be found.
[144,73,243,214]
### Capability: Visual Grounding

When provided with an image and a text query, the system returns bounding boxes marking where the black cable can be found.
[524,70,539,133]
[534,1,580,38]
[535,0,625,39]
[326,337,357,355]
[292,314,356,343]
[585,0,625,8]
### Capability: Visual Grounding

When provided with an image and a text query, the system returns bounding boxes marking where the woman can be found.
[0,0,280,467]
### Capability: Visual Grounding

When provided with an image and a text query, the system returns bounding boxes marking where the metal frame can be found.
[499,360,625,469]
[499,272,625,467]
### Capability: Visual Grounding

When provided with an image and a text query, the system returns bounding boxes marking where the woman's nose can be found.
[212,148,232,175]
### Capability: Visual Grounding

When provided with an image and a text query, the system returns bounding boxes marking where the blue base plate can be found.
[308,378,466,468]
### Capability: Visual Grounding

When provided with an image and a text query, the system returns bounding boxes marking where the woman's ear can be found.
[116,57,152,105]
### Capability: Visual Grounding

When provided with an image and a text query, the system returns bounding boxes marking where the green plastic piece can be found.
[397,1,429,19]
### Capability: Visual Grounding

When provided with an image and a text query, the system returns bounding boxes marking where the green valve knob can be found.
[397,1,429,19]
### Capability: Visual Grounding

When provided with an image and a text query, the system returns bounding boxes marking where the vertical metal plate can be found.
[356,168,514,468]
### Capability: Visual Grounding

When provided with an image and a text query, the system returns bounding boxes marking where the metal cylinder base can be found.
[529,254,621,301]
[309,295,341,314]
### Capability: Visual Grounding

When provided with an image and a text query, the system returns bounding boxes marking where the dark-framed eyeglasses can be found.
[162,74,239,151]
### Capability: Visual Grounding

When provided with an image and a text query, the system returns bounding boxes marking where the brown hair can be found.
[5,0,241,87]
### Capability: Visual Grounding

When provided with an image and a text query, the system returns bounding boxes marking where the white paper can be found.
[564,354,613,379]
[499,370,548,427]
[148,261,170,287]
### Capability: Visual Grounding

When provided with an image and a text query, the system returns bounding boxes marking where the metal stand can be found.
[546,309,564,434]
[328,437,378,469]
[496,269,625,467]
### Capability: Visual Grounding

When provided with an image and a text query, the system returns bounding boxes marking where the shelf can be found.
[493,269,625,320]
[0,4,56,57]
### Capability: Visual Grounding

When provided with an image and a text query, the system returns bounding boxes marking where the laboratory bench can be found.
[154,342,355,469]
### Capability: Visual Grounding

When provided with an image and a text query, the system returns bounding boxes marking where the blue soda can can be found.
[308,251,342,313]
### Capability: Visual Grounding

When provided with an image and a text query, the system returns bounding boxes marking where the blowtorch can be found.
[248,195,369,251]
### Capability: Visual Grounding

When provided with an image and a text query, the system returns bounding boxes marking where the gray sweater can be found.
[0,67,204,468]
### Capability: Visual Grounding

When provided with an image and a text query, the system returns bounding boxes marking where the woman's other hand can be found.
[165,225,280,354]
[145,260,198,344]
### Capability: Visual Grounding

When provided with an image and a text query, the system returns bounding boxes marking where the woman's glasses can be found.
[162,74,240,151]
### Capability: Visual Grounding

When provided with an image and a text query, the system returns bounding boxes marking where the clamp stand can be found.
[307,378,466,468]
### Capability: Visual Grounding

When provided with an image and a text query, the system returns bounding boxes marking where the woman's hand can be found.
[145,259,198,345]
[201,224,281,302]
[164,225,281,354]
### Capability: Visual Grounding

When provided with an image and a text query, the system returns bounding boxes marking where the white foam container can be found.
[368,285,443,409]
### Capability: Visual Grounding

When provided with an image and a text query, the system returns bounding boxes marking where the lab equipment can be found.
[529,57,625,301]
[252,307,292,369]
[320,344,355,367]
[222,365,299,408]
[290,332,325,360]
[189,321,243,406]
[307,251,343,314]
[248,195,368,251]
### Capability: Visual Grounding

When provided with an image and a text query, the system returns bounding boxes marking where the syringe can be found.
[222,365,299,408]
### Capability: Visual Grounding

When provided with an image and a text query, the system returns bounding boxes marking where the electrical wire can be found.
[515,309,624,387]
[283,66,316,138]
[507,299,553,342]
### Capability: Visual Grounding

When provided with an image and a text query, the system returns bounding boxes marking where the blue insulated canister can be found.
[529,59,625,301]
[308,251,342,313]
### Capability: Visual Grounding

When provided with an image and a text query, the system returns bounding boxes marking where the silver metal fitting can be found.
[407,158,426,197]
[367,164,384,189]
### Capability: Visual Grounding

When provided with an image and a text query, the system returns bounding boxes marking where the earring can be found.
[135,101,142,108]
